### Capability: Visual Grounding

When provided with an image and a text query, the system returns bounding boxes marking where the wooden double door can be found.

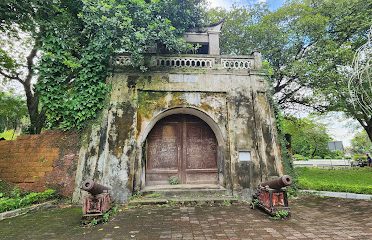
[146,114,218,186]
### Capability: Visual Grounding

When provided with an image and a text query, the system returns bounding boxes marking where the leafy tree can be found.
[36,0,205,129]
[0,0,57,133]
[207,0,372,141]
[0,0,205,131]
[282,116,333,158]
[0,91,27,132]
[307,0,372,143]
[351,130,372,154]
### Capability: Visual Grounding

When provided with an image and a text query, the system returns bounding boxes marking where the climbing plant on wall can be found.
[35,0,205,130]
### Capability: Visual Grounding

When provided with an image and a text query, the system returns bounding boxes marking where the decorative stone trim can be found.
[151,56,214,68]
[114,55,132,66]
[113,54,257,71]
[221,58,252,70]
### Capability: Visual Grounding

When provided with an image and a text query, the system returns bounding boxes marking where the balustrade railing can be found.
[152,56,214,68]
[113,54,256,70]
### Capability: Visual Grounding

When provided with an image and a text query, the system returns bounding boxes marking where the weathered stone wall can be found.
[0,131,80,196]
[73,67,283,203]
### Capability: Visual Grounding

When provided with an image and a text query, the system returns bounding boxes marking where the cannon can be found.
[252,175,292,216]
[81,179,112,223]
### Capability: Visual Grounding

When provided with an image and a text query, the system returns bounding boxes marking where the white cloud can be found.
[208,0,232,9]
[207,0,267,9]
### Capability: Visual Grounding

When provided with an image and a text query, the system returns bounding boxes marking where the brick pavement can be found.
[0,195,371,240]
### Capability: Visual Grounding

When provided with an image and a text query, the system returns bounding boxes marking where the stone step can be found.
[128,185,237,206]
[128,197,238,206]
[141,184,230,198]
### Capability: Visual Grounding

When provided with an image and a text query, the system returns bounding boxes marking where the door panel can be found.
[146,114,218,186]
[185,121,218,184]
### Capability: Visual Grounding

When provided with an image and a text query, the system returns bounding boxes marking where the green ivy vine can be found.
[37,0,204,130]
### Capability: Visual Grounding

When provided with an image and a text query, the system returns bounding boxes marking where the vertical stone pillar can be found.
[208,32,220,55]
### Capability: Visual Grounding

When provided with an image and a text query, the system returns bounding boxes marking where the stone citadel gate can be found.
[73,21,283,203]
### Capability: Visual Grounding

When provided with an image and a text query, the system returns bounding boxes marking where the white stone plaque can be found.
[239,151,251,162]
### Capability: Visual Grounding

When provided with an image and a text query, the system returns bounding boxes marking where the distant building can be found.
[328,141,344,151]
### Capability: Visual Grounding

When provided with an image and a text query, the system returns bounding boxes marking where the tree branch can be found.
[24,46,38,85]
[0,69,25,85]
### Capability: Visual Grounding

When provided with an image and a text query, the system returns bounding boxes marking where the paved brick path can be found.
[0,195,371,240]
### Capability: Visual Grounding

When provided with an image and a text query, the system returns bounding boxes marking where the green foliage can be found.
[222,199,231,206]
[296,167,372,194]
[0,130,16,140]
[0,91,27,132]
[267,96,298,193]
[331,150,344,158]
[293,154,307,161]
[271,209,289,220]
[352,154,367,161]
[102,205,118,223]
[36,0,205,130]
[207,0,372,141]
[283,116,333,158]
[168,176,180,185]
[351,131,372,154]
[0,189,56,213]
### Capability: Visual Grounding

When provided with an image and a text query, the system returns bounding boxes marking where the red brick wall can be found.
[0,131,80,197]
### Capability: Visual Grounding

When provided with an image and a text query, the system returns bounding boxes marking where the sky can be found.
[209,0,286,10]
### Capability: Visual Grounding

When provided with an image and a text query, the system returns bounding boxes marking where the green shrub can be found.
[324,155,331,159]
[353,154,367,161]
[312,156,321,159]
[345,156,352,159]
[0,189,56,213]
[293,154,307,161]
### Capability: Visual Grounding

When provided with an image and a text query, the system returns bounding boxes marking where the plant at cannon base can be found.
[102,205,119,223]
[168,176,180,185]
[271,210,289,220]
[251,199,260,209]
[84,205,119,227]
[89,218,98,226]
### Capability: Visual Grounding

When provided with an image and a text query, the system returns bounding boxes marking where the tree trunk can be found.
[364,123,372,144]
[24,82,46,134]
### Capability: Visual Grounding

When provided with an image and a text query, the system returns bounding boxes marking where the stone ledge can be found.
[300,190,372,200]
[0,200,57,221]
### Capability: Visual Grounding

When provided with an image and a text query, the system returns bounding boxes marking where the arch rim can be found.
[138,106,225,147]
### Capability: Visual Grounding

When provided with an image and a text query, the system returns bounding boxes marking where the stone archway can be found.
[138,107,226,187]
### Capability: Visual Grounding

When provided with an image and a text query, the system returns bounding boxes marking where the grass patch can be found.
[296,167,372,194]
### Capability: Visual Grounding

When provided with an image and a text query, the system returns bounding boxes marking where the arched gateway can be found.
[73,20,284,203]
[145,114,218,186]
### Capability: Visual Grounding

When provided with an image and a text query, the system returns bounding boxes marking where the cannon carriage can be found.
[81,179,112,223]
[252,175,292,216]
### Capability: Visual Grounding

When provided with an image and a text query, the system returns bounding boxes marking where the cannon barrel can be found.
[260,175,292,189]
[81,179,110,195]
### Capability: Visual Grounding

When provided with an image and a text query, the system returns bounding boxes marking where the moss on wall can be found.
[108,102,135,157]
